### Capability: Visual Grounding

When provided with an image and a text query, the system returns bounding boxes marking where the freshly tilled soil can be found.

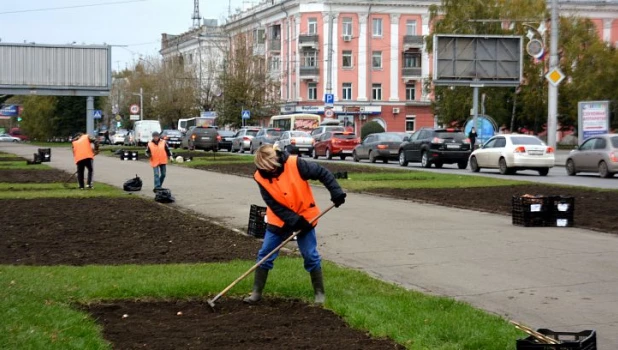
[0,169,72,183]
[84,299,404,350]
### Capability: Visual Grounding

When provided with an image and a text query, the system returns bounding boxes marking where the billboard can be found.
[433,35,523,87]
[0,43,111,96]
[578,101,611,144]
[0,105,19,119]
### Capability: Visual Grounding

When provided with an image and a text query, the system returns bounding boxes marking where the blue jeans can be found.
[153,165,166,188]
[257,229,321,272]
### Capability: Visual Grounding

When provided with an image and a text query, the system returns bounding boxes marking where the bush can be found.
[361,121,385,140]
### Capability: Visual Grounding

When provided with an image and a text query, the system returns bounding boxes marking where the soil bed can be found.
[84,299,403,350]
[0,169,70,183]
[0,198,262,265]
[367,185,618,234]
[194,161,390,178]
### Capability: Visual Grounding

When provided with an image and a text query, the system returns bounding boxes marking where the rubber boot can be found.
[243,267,269,304]
[310,268,325,304]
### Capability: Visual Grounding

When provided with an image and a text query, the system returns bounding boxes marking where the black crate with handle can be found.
[516,329,596,350]
[548,196,575,227]
[247,205,267,238]
[512,195,550,227]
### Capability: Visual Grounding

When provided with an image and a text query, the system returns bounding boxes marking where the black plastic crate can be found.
[120,151,139,161]
[548,212,575,227]
[247,205,267,238]
[38,148,51,162]
[548,196,575,227]
[512,196,549,227]
[516,329,596,350]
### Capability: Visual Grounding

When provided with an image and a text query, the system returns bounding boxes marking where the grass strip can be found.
[0,162,54,170]
[0,259,521,350]
[0,182,127,199]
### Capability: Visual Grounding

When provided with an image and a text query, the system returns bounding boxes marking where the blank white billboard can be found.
[0,43,111,96]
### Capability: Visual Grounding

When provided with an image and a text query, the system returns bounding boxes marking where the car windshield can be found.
[194,128,215,134]
[246,130,259,137]
[333,133,356,139]
[265,130,282,137]
[290,131,310,137]
[611,136,618,148]
[379,134,404,142]
[326,127,344,132]
[436,132,466,141]
[219,131,235,137]
[164,130,182,136]
[511,136,543,145]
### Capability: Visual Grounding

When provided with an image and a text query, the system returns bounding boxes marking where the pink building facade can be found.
[225,0,618,134]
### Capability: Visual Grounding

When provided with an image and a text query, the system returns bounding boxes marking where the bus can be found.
[269,114,321,132]
[179,117,216,132]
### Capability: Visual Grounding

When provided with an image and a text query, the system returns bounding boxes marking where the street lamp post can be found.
[547,0,559,149]
[132,87,143,120]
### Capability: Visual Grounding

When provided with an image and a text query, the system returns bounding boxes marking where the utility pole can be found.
[547,0,559,149]
[326,2,334,94]
[133,88,144,120]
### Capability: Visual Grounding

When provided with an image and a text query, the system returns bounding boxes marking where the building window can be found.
[308,83,317,100]
[188,53,193,64]
[372,51,382,69]
[406,116,416,132]
[270,55,280,71]
[342,50,353,68]
[406,84,416,101]
[342,17,353,36]
[302,50,318,67]
[372,18,383,37]
[406,20,417,35]
[403,50,421,68]
[372,83,382,100]
[254,29,266,44]
[308,18,318,34]
[342,83,352,100]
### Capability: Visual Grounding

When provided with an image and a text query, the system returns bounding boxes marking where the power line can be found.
[0,0,148,15]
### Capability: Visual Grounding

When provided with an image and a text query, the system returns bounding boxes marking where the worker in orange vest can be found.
[246,144,346,305]
[145,131,173,191]
[71,133,99,189]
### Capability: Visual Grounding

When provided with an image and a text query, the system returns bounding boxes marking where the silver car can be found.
[0,133,20,142]
[566,134,618,178]
[249,128,284,153]
[275,131,314,156]
[231,128,260,153]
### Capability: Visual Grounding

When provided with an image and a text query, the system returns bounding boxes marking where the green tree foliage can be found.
[429,0,618,132]
[361,121,385,140]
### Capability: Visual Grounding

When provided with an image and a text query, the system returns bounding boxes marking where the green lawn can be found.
[27,142,72,148]
[0,183,126,199]
[0,161,53,170]
[179,155,255,168]
[0,259,522,350]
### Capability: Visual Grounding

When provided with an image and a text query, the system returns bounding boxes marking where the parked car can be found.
[469,134,555,176]
[0,133,20,142]
[313,132,360,160]
[353,132,407,163]
[399,128,471,169]
[134,120,162,146]
[161,129,183,148]
[96,131,111,145]
[231,128,260,153]
[249,128,283,153]
[218,130,236,152]
[123,130,136,146]
[181,126,220,151]
[276,131,314,156]
[8,128,27,141]
[111,129,128,145]
[565,134,618,178]
[310,125,345,141]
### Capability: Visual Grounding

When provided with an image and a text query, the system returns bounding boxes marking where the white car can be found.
[275,131,314,156]
[0,134,20,142]
[111,129,128,145]
[469,134,555,176]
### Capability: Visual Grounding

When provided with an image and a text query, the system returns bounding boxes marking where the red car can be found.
[9,128,27,141]
[312,131,360,160]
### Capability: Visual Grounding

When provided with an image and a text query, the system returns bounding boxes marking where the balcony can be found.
[300,66,319,79]
[402,67,422,78]
[269,39,281,51]
[299,34,319,49]
[403,35,424,49]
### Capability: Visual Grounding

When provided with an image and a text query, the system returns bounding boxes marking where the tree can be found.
[361,121,385,139]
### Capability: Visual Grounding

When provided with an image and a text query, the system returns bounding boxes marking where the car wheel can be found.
[369,151,377,163]
[458,161,468,170]
[353,151,360,163]
[566,159,577,176]
[470,156,480,172]
[398,151,408,167]
[326,148,333,160]
[599,161,613,178]
[340,155,346,160]
[12,139,18,143]
[538,168,550,176]
[499,158,511,175]
[382,159,388,164]
[434,162,443,168]
[312,148,318,159]
[421,152,431,168]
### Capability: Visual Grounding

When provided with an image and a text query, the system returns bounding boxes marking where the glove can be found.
[169,156,174,162]
[332,193,347,208]
[291,216,314,235]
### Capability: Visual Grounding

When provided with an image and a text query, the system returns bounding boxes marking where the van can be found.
[134,120,162,146]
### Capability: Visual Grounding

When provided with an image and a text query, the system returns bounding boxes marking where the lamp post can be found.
[132,88,143,120]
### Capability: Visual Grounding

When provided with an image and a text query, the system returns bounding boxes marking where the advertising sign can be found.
[578,101,610,144]
[0,105,19,119]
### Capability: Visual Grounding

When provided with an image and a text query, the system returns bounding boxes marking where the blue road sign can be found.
[241,110,251,119]
[324,93,334,106]
[93,110,103,119]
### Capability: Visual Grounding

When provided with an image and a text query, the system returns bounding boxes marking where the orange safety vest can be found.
[254,156,320,229]
[148,140,168,167]
[72,135,94,164]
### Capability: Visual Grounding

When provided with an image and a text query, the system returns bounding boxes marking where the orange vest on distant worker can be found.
[72,135,94,164]
[148,140,168,167]
[254,156,320,229]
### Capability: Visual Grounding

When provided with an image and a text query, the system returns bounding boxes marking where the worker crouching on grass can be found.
[145,131,173,192]
[246,144,347,305]
[72,133,99,189]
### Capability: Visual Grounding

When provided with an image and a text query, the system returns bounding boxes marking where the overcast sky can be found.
[0,0,246,70]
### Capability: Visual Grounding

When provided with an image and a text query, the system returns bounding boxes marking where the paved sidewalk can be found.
[3,143,618,349]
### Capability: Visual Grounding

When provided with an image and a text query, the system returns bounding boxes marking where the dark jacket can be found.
[144,139,172,158]
[256,151,344,234]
